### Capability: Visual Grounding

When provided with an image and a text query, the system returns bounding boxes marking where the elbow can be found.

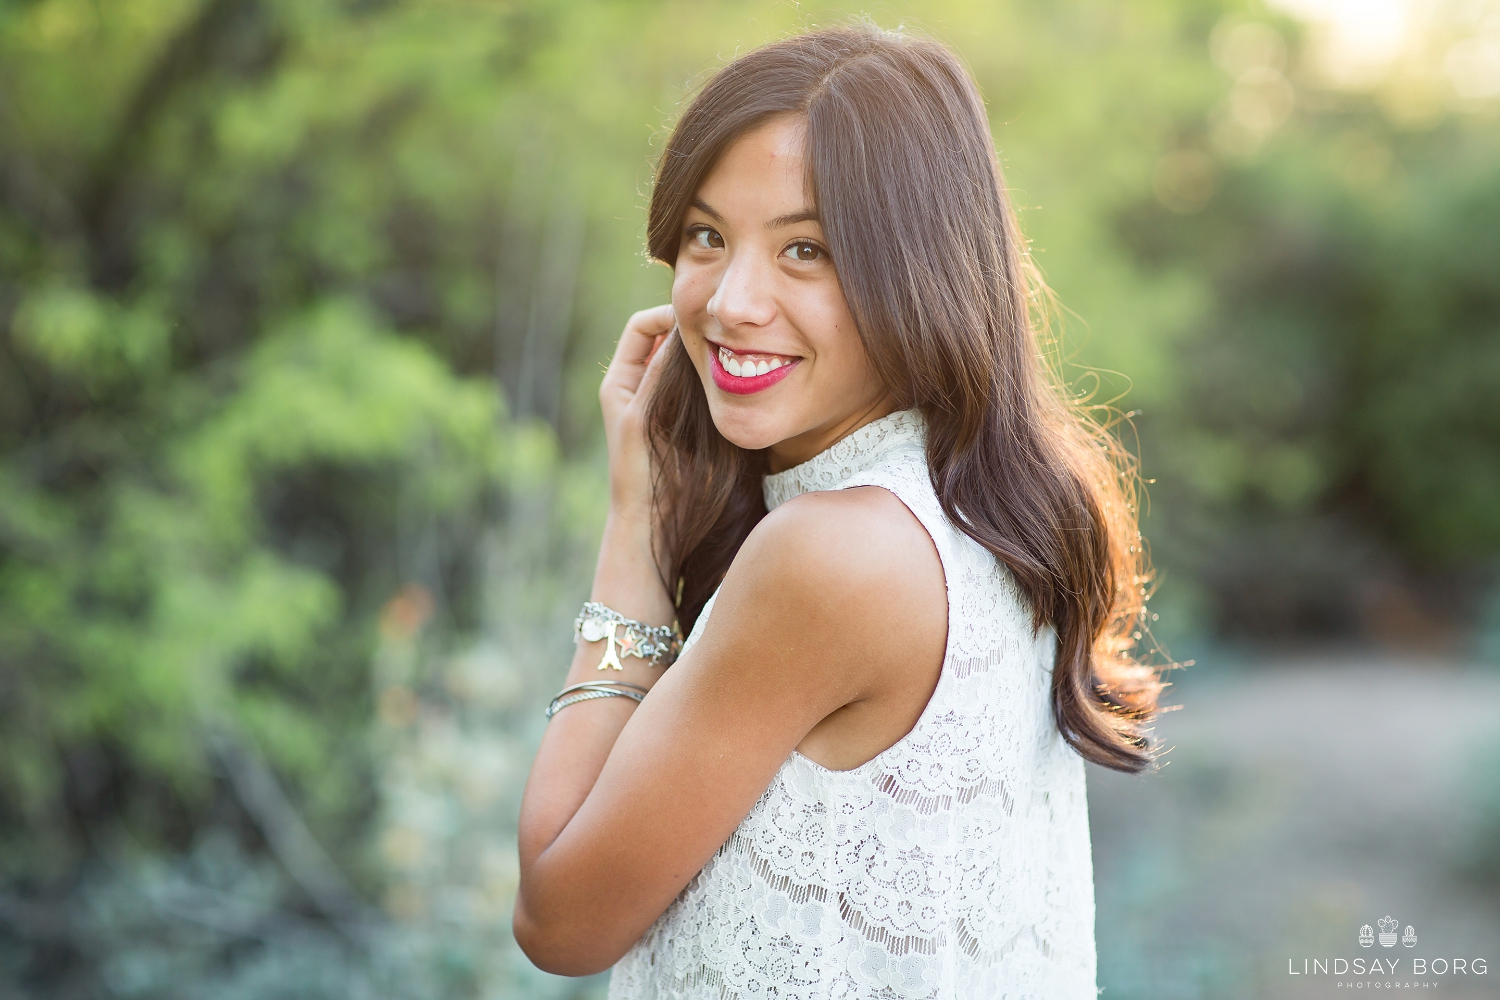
[512,896,625,977]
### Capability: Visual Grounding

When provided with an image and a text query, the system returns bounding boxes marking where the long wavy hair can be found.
[643,24,1162,773]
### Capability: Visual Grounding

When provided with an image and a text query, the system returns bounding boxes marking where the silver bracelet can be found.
[573,602,683,670]
[544,681,648,719]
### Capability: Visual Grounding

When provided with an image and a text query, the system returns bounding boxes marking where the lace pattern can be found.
[608,410,1097,999]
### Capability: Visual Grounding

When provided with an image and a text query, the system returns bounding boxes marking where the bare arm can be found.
[515,305,679,893]
[513,313,946,977]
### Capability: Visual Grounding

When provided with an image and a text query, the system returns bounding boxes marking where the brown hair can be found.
[644,24,1162,772]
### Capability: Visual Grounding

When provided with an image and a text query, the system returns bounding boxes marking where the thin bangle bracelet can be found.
[545,686,644,719]
[553,679,650,698]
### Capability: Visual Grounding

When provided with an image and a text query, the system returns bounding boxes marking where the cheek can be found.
[806,285,865,366]
[671,262,716,319]
[670,267,714,382]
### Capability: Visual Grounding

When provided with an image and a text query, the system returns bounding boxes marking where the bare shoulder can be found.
[704,485,946,704]
[742,485,942,598]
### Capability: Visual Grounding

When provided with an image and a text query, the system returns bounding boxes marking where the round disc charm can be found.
[579,618,611,643]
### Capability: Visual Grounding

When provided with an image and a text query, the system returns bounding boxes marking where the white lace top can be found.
[607,410,1097,999]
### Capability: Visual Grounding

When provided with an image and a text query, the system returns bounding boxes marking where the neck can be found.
[765,398,900,474]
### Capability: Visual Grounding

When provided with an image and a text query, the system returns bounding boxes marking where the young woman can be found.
[514,24,1161,999]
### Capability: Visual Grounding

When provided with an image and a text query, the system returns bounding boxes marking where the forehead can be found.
[695,116,810,212]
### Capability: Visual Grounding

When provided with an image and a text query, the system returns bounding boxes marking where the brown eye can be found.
[785,241,824,262]
[688,226,724,250]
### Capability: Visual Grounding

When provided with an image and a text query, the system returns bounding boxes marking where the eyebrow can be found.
[689,198,820,230]
[690,198,724,223]
[768,208,819,228]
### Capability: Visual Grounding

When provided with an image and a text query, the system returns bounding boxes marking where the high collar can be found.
[761,409,926,511]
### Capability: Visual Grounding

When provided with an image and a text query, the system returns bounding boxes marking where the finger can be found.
[635,326,678,402]
[643,330,669,367]
[628,303,676,338]
[611,305,675,368]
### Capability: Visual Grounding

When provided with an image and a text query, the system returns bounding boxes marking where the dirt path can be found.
[1088,654,1500,999]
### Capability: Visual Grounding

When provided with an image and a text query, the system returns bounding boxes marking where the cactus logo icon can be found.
[1359,924,1374,948]
[1403,925,1418,947]
[1379,915,1400,948]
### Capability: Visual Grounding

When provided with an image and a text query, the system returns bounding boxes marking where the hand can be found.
[599,304,676,522]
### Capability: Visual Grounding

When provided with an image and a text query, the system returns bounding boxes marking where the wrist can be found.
[604,493,653,533]
[592,514,675,626]
[605,451,652,519]
[600,506,655,556]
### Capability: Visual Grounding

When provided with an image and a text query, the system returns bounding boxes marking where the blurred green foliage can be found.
[1133,112,1500,638]
[0,0,1497,995]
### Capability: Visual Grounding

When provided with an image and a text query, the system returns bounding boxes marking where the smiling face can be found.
[671,115,894,472]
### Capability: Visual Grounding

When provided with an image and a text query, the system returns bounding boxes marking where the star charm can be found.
[618,632,641,658]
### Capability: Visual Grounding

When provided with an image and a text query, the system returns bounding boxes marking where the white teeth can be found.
[719,345,790,378]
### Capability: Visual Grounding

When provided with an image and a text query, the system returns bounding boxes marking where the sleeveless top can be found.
[607,410,1097,999]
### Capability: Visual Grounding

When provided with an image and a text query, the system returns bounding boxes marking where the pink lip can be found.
[708,345,800,395]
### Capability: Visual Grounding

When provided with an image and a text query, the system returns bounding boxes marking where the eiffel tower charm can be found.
[596,624,625,671]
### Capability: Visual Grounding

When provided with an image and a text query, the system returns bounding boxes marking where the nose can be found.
[707,250,776,330]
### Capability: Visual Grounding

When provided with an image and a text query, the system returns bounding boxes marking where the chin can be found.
[704,397,795,453]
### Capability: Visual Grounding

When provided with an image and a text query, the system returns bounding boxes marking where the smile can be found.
[709,343,800,395]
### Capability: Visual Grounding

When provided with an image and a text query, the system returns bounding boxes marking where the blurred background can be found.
[1,0,1497,997]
